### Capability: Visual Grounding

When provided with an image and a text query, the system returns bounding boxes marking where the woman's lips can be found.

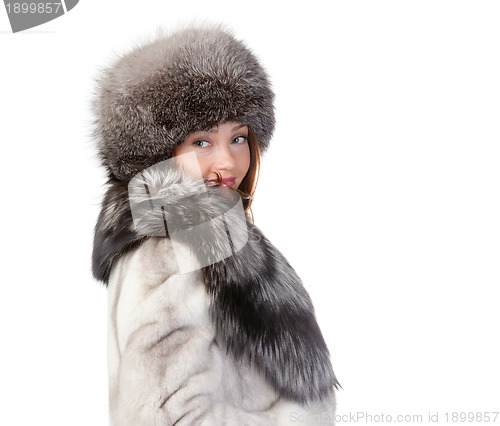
[208,176,236,188]
[220,177,236,188]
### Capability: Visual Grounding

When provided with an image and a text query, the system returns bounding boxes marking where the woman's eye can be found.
[193,140,209,148]
[232,136,248,144]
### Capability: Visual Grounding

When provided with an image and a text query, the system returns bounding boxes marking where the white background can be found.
[1,1,499,425]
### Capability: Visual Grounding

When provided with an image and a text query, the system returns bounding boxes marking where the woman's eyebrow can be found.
[231,124,247,131]
[205,123,247,134]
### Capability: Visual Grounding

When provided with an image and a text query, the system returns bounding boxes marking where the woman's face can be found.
[173,121,251,190]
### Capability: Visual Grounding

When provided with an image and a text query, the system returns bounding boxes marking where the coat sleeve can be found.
[107,238,333,426]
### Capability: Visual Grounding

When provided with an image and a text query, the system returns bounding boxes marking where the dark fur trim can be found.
[205,224,340,403]
[92,165,338,402]
[91,179,144,283]
[92,25,275,181]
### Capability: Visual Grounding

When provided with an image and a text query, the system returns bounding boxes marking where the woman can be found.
[92,25,339,425]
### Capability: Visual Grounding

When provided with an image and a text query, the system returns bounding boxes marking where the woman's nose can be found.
[213,145,235,171]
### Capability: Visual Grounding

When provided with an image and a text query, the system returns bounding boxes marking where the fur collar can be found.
[92,164,339,403]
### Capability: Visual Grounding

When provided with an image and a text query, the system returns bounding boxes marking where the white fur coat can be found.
[93,164,338,425]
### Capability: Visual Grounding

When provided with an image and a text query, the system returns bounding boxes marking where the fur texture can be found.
[93,25,275,181]
[93,164,339,406]
[107,236,336,425]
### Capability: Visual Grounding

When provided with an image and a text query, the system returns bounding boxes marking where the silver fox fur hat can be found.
[93,25,275,181]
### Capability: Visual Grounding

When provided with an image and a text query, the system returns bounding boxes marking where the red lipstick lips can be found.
[220,177,236,187]
[208,176,236,188]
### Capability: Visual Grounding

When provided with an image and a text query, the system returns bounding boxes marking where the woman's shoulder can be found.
[129,237,179,273]
[109,237,203,292]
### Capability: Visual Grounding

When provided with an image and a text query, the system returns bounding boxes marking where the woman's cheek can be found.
[175,154,204,179]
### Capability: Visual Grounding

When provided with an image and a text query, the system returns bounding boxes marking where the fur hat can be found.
[93,25,275,181]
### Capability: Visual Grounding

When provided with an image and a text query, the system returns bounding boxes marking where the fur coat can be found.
[92,162,339,425]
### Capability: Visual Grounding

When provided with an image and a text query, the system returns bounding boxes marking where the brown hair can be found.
[238,128,261,221]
